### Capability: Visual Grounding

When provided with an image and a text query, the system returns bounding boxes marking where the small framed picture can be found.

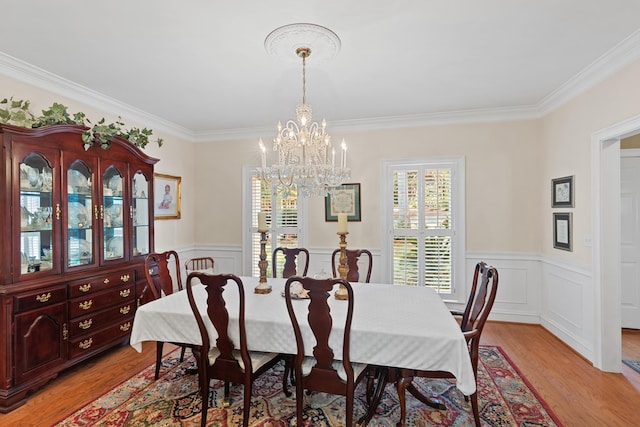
[552,175,574,208]
[553,212,572,251]
[325,183,361,221]
[154,173,181,220]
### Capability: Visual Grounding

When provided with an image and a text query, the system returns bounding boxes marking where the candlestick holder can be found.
[255,230,272,294]
[335,231,349,300]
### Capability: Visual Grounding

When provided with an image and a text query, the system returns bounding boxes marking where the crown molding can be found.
[3,28,640,143]
[0,52,195,141]
[538,29,640,114]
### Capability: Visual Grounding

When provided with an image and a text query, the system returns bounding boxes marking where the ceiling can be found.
[2,1,640,142]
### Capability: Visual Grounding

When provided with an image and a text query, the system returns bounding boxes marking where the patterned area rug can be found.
[55,346,561,426]
[622,359,640,374]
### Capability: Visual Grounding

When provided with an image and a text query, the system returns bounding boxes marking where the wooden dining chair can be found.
[284,276,382,426]
[185,256,215,273]
[186,272,283,427]
[144,250,195,379]
[331,248,373,282]
[395,261,499,427]
[272,247,309,278]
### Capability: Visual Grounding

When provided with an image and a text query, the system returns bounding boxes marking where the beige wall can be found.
[541,58,640,265]
[0,74,196,251]
[195,120,543,253]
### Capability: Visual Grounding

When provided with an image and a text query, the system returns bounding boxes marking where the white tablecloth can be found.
[130,277,475,395]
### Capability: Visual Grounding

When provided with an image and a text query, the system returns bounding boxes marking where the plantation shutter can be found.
[249,175,300,277]
[391,165,454,293]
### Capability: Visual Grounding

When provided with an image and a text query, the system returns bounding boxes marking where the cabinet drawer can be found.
[68,301,135,338]
[68,283,135,318]
[68,318,133,359]
[68,269,135,298]
[14,286,67,313]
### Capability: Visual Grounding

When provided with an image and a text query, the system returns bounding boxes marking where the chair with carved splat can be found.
[272,247,310,278]
[331,248,373,283]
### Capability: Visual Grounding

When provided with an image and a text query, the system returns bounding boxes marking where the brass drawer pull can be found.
[79,283,92,293]
[120,305,131,315]
[103,278,110,284]
[120,322,131,332]
[79,319,93,330]
[120,274,130,282]
[79,300,93,310]
[79,338,93,350]
[36,293,52,303]
[120,289,131,298]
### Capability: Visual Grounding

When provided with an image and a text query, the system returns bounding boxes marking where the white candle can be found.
[259,138,266,169]
[337,213,348,233]
[332,148,336,170]
[258,211,267,232]
[341,139,347,169]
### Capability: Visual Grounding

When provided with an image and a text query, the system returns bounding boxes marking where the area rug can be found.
[54,346,562,426]
[622,359,640,374]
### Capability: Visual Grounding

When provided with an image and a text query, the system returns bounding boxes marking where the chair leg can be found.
[295,371,304,427]
[346,391,354,427]
[154,341,164,380]
[243,382,252,427]
[470,392,480,426]
[223,381,231,407]
[396,375,411,427]
[179,345,186,362]
[282,356,292,397]
[200,376,209,427]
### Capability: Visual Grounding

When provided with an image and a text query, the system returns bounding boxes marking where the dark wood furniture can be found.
[272,247,309,278]
[284,276,381,426]
[144,250,190,379]
[185,256,215,272]
[0,123,158,412]
[331,248,373,282]
[185,273,282,427]
[395,262,499,427]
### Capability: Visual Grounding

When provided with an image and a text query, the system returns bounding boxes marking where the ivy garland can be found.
[0,97,163,150]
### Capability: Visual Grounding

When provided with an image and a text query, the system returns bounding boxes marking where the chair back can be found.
[185,256,215,272]
[143,250,182,301]
[186,272,250,385]
[331,249,373,283]
[272,247,310,278]
[284,276,355,395]
[460,262,499,336]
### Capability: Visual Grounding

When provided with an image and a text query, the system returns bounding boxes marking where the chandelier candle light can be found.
[258,24,350,198]
[255,212,271,294]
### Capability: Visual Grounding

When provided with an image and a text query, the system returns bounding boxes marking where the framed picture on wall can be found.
[553,212,572,251]
[325,183,361,221]
[552,175,574,208]
[154,173,181,220]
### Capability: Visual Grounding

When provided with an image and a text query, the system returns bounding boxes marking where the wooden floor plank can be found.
[0,322,638,426]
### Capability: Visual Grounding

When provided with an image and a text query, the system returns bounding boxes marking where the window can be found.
[381,158,465,300]
[243,168,307,276]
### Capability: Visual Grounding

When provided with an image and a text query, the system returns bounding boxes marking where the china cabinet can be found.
[0,123,158,411]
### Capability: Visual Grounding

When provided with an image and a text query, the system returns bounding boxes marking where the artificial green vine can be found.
[0,97,163,150]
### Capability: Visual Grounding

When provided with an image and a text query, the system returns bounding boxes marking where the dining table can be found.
[129,276,476,423]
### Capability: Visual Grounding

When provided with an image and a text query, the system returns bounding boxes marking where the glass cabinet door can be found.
[19,153,55,275]
[103,165,125,261]
[132,171,150,257]
[67,160,95,268]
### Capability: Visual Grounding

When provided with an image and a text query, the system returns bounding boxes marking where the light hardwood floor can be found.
[1,322,639,426]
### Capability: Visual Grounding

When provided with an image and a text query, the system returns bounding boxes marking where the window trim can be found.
[242,166,308,276]
[380,157,466,303]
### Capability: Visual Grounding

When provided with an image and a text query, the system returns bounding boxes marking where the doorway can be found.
[593,114,640,371]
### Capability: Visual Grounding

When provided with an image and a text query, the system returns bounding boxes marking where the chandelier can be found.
[257,25,350,198]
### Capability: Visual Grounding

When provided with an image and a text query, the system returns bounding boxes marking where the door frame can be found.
[592,114,640,371]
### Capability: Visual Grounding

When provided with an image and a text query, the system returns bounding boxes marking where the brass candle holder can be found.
[254,230,272,294]
[335,231,349,300]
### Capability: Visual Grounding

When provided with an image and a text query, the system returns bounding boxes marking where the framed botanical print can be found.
[553,212,572,251]
[552,175,574,208]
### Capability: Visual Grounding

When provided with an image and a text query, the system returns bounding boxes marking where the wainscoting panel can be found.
[540,257,594,361]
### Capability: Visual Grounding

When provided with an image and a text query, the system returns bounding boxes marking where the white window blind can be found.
[384,158,464,298]
[246,173,304,277]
